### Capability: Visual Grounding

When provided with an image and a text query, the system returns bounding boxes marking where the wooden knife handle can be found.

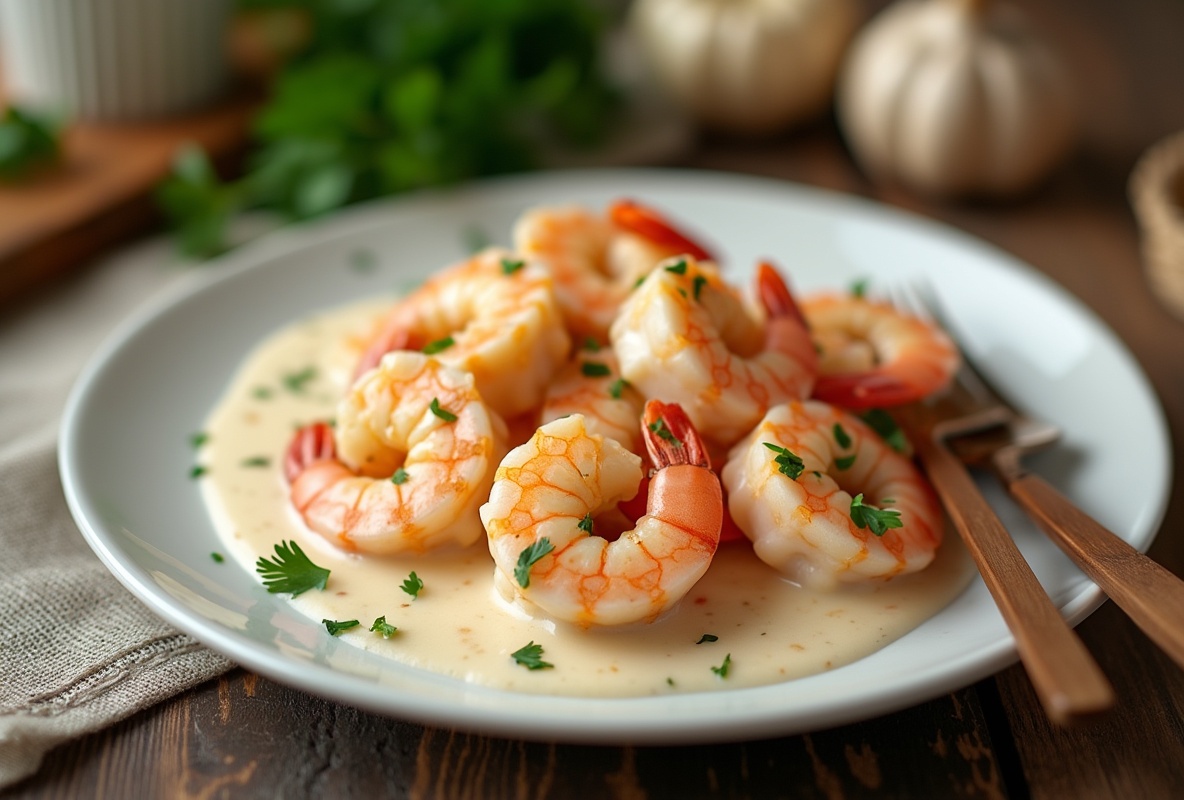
[1008,472,1184,672]
[914,433,1114,724]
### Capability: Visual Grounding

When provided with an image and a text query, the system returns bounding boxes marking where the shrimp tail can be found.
[609,199,716,262]
[811,370,919,410]
[756,260,809,329]
[284,421,336,483]
[642,399,711,470]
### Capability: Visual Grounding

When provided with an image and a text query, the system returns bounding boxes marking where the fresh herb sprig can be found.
[256,540,331,596]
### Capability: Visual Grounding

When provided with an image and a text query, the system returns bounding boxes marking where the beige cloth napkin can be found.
[0,238,232,788]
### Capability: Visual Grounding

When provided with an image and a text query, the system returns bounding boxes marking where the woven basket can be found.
[1130,130,1184,321]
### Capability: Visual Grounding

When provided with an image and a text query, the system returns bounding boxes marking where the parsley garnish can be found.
[692,274,707,300]
[189,432,208,448]
[323,618,360,636]
[833,423,852,450]
[835,455,856,470]
[210,552,225,563]
[581,361,611,378]
[515,538,555,588]
[578,513,594,534]
[429,397,457,422]
[851,278,869,299]
[190,465,207,479]
[849,493,903,536]
[861,409,908,453]
[647,418,682,447]
[711,653,732,678]
[511,641,554,670]
[370,616,399,638]
[0,106,61,181]
[391,467,410,485]
[608,378,631,399]
[282,366,317,394]
[241,456,271,468]
[582,338,602,352]
[401,571,424,598]
[665,259,688,275]
[256,540,330,596]
[422,336,455,355]
[252,387,273,400]
[696,633,718,644]
[501,257,525,275]
[763,442,804,479]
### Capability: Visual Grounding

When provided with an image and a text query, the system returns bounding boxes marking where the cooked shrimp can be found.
[512,199,715,340]
[610,257,818,447]
[354,248,571,418]
[803,293,958,410]
[481,400,723,626]
[722,400,942,589]
[538,341,645,454]
[285,352,507,555]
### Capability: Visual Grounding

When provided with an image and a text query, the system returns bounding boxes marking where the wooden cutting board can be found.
[0,90,257,305]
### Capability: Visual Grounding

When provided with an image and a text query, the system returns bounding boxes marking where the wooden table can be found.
[12,0,1184,796]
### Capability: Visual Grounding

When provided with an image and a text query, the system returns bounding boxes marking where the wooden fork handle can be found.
[1004,471,1184,672]
[913,432,1115,724]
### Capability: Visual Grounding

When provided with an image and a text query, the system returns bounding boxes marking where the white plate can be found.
[59,169,1171,743]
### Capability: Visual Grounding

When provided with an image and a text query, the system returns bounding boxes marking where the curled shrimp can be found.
[538,341,645,454]
[285,352,507,555]
[610,257,818,447]
[354,248,571,418]
[480,400,723,626]
[721,400,942,589]
[512,199,715,340]
[803,293,959,410]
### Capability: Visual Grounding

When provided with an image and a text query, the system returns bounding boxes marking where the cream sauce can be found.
[200,299,975,698]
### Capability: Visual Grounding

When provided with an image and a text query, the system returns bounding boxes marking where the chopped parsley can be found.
[252,386,274,400]
[578,513,594,534]
[696,634,719,644]
[763,442,804,479]
[580,361,611,378]
[861,409,908,453]
[514,538,555,588]
[282,366,317,394]
[189,465,207,479]
[401,571,424,598]
[664,259,688,275]
[210,552,225,563]
[835,455,857,471]
[608,377,631,399]
[711,653,732,678]
[370,616,399,638]
[189,432,208,448]
[500,257,525,275]
[849,493,903,536]
[582,338,602,352]
[692,274,707,300]
[323,618,360,636]
[255,540,330,596]
[429,397,457,422]
[422,336,455,355]
[511,641,554,670]
[241,456,271,468]
[391,467,410,485]
[833,423,852,450]
[647,418,682,447]
[851,278,869,299]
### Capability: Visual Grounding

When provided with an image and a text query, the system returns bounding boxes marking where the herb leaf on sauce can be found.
[511,641,554,670]
[711,653,732,678]
[210,552,224,563]
[696,634,718,644]
[401,571,424,598]
[515,538,555,588]
[370,616,399,638]
[256,540,330,596]
[323,618,360,635]
[282,366,318,394]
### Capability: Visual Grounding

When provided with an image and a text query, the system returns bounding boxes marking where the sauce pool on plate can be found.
[198,299,975,697]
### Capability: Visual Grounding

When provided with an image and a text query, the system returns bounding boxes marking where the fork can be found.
[903,282,1184,676]
[887,285,1115,725]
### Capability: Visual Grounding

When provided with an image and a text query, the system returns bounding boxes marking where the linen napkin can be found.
[0,238,232,789]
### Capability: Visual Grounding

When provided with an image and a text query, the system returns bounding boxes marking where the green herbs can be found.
[370,616,399,638]
[849,494,903,536]
[429,397,458,422]
[401,571,424,599]
[256,540,331,596]
[647,418,682,447]
[515,538,555,588]
[190,432,209,448]
[580,361,611,378]
[391,467,410,485]
[832,423,852,449]
[323,618,360,635]
[608,377,630,399]
[763,442,804,479]
[241,456,271,468]
[210,552,225,563]
[500,257,526,275]
[664,259,688,275]
[189,465,208,480]
[422,336,455,355]
[861,409,908,453]
[511,641,554,670]
[0,106,61,181]
[710,653,732,678]
[692,274,707,300]
[158,1,618,258]
[850,278,869,299]
[282,366,318,394]
[696,633,718,644]
[577,513,594,534]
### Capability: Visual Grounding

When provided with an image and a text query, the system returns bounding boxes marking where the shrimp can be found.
[285,351,508,555]
[803,293,959,410]
[538,341,645,454]
[354,248,571,418]
[480,400,723,626]
[610,257,818,447]
[512,199,716,340]
[721,400,942,589]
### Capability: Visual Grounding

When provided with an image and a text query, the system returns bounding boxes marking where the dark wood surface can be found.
[12,0,1184,797]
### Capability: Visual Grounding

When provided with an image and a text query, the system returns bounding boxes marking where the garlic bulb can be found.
[838,0,1077,197]
[630,0,861,136]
